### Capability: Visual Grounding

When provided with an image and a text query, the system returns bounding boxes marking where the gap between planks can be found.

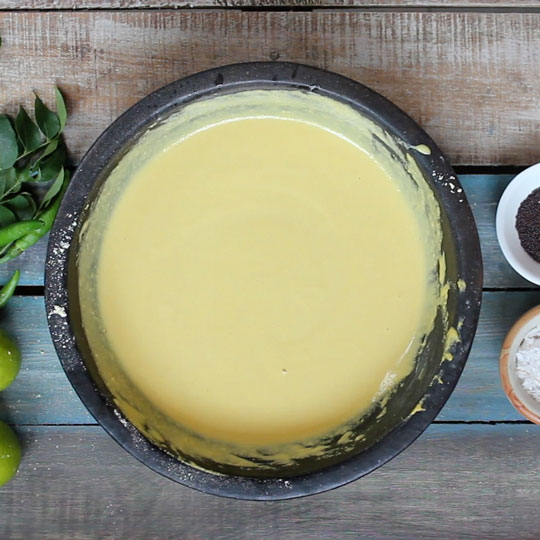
[3,1,540,11]
[3,6,540,12]
[7,420,535,426]
[13,287,540,295]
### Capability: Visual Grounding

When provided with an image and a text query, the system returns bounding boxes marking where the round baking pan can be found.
[45,62,483,500]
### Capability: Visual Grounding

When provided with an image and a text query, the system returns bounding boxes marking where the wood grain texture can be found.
[0,11,539,165]
[0,424,539,539]
[439,289,540,421]
[460,175,531,288]
[1,291,539,425]
[0,175,528,288]
[3,0,540,7]
[0,297,93,425]
[0,237,47,288]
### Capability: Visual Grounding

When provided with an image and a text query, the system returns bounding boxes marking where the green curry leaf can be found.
[0,205,17,228]
[36,145,66,183]
[6,193,37,221]
[15,106,42,153]
[40,167,65,210]
[34,94,60,139]
[0,115,18,170]
[0,167,16,199]
[55,88,67,133]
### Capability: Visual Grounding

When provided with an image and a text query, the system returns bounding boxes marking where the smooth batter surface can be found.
[94,115,431,446]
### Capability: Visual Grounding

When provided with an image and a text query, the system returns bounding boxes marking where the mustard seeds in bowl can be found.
[516,187,540,263]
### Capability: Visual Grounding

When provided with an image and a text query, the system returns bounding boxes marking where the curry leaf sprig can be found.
[0,89,69,263]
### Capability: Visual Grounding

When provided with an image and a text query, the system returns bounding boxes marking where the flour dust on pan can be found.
[45,62,482,499]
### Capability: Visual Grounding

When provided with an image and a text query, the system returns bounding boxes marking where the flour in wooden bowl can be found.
[516,327,540,402]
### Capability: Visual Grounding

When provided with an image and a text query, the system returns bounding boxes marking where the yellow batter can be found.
[78,90,443,466]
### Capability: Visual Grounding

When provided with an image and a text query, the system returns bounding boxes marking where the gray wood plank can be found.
[0,175,530,289]
[1,424,539,539]
[0,237,47,288]
[437,289,540,421]
[1,12,540,165]
[2,0,540,7]
[460,175,531,289]
[1,292,539,425]
[0,297,93,425]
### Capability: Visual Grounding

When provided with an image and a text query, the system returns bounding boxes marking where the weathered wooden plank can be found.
[1,292,538,425]
[0,12,539,165]
[0,236,47,288]
[1,424,539,539]
[3,0,540,8]
[437,289,540,421]
[460,175,531,289]
[0,296,93,425]
[0,175,527,289]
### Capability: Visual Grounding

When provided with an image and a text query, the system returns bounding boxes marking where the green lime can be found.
[0,420,21,486]
[0,329,21,391]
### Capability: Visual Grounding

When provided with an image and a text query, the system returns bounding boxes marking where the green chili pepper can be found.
[0,220,43,248]
[0,172,70,265]
[0,269,20,308]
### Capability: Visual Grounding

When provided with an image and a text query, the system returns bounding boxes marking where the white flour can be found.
[515,327,540,402]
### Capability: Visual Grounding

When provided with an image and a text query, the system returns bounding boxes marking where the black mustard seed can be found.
[516,187,540,263]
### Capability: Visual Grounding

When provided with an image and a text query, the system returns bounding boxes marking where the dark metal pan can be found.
[45,62,482,500]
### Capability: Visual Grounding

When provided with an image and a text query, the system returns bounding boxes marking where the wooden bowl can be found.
[500,305,540,424]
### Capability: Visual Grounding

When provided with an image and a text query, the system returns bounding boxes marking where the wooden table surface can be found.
[1,1,540,539]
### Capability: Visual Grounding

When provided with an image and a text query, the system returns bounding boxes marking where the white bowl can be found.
[496,163,540,285]
[500,305,540,425]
